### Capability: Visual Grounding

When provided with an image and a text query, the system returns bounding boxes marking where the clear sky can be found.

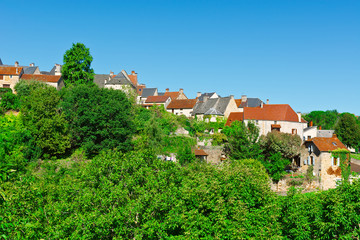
[2,0,360,114]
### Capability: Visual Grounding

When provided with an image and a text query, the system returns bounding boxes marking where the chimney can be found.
[241,95,247,102]
[260,102,264,108]
[166,88,169,92]
[333,133,337,138]
[131,70,136,75]
[30,63,35,67]
[266,99,269,104]
[197,92,201,98]
[230,95,234,100]
[15,61,19,67]
[310,121,313,127]
[297,112,302,122]
[179,88,183,94]
[319,126,322,130]
[54,64,61,76]
[110,71,114,77]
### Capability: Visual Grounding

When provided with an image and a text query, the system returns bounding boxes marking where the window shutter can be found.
[331,157,334,166]
[304,159,307,165]
[307,156,310,165]
[337,158,340,166]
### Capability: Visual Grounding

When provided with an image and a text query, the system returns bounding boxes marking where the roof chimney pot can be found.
[266,99,269,104]
[15,61,19,67]
[166,88,169,92]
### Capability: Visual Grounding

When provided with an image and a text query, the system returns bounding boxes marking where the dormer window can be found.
[332,142,337,146]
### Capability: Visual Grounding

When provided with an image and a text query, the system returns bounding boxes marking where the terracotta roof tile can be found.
[167,99,197,109]
[243,104,305,122]
[308,136,348,152]
[21,74,61,83]
[235,99,242,107]
[164,91,180,100]
[0,66,23,75]
[194,149,208,156]
[145,95,170,103]
[225,112,244,126]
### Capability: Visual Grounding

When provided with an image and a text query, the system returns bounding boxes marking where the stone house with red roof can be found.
[300,134,349,190]
[226,104,307,138]
[0,62,24,92]
[20,74,64,90]
[159,88,187,100]
[166,99,198,117]
[143,95,172,109]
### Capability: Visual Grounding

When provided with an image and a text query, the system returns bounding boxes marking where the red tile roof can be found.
[243,104,306,123]
[167,99,197,109]
[128,74,137,86]
[235,99,242,107]
[225,112,244,126]
[21,74,61,83]
[145,95,170,103]
[0,66,23,75]
[164,91,180,100]
[194,149,208,156]
[308,136,348,152]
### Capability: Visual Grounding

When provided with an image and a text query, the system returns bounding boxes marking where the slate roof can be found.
[145,95,170,103]
[243,104,307,123]
[167,99,197,109]
[106,71,133,86]
[192,97,232,116]
[239,98,263,108]
[0,58,3,65]
[198,92,217,102]
[21,74,61,83]
[307,136,348,152]
[317,130,335,138]
[0,66,23,75]
[141,88,157,98]
[94,74,109,88]
[23,66,38,74]
[40,71,51,75]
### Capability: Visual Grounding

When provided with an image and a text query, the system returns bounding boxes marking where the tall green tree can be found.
[335,113,360,149]
[61,85,135,156]
[62,42,94,86]
[303,110,339,130]
[20,82,70,157]
[223,121,261,160]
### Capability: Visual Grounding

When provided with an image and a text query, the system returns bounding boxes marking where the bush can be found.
[0,91,20,111]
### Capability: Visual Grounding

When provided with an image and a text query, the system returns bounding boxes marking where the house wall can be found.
[300,143,342,190]
[223,98,240,118]
[303,127,317,141]
[105,84,136,96]
[178,93,187,100]
[244,119,307,138]
[1,75,21,92]
[167,108,193,117]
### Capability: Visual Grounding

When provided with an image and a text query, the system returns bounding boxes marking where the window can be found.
[0,75,3,80]
[332,157,340,166]
[256,120,259,124]
[292,129,297,135]
[9,75,12,78]
[274,121,277,124]
[2,84,10,88]
[310,156,314,165]
[307,136,311,140]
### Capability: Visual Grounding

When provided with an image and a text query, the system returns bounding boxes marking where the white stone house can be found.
[166,99,198,117]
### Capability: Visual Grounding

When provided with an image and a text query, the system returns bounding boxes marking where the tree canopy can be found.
[335,113,360,149]
[62,42,94,86]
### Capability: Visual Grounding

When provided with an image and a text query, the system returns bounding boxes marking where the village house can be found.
[166,99,198,117]
[20,74,65,90]
[0,62,24,92]
[300,134,349,190]
[236,95,265,112]
[196,92,219,101]
[194,149,208,161]
[192,95,239,121]
[143,95,172,109]
[303,121,335,141]
[158,88,187,100]
[226,104,308,138]
[139,88,158,104]
[104,70,137,95]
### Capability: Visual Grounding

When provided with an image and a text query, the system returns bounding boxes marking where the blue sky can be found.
[2,0,360,114]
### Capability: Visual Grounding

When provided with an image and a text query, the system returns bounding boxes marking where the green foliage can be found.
[0,87,12,96]
[260,131,302,159]
[0,114,39,182]
[0,91,19,111]
[305,165,315,182]
[177,145,195,165]
[20,82,70,157]
[351,153,360,160]
[62,42,94,86]
[223,121,262,160]
[261,152,290,182]
[332,149,351,184]
[61,85,134,156]
[303,110,339,130]
[211,132,227,146]
[15,80,45,100]
[335,113,360,149]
